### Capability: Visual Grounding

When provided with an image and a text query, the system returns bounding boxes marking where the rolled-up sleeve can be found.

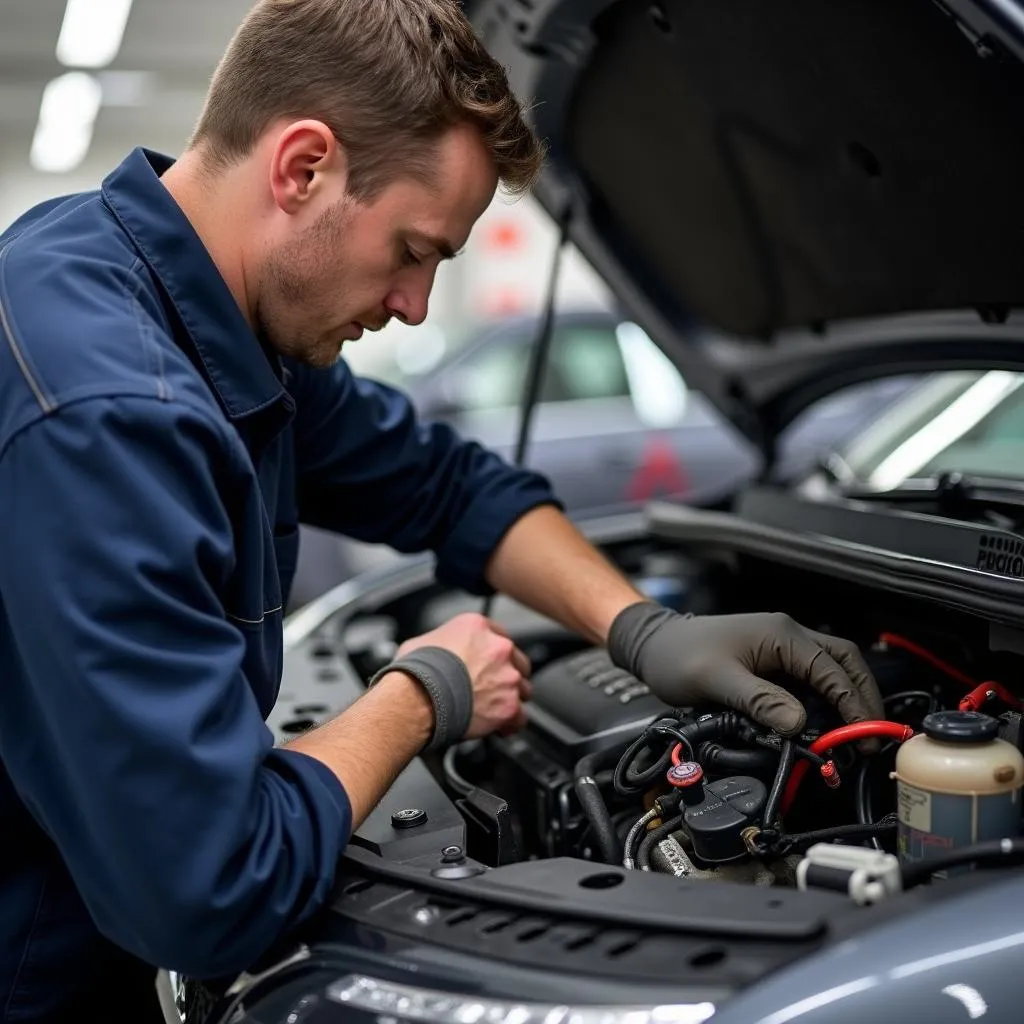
[0,395,350,977]
[290,360,562,593]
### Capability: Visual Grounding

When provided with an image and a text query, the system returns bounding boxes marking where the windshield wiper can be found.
[842,472,1024,517]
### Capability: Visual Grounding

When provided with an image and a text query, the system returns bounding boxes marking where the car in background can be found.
[290,309,912,607]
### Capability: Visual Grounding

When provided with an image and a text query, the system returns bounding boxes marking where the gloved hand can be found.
[607,603,885,736]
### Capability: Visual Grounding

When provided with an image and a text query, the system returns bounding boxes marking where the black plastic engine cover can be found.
[525,649,671,763]
[685,776,767,864]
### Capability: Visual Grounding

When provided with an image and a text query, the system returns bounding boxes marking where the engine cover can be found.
[525,648,671,764]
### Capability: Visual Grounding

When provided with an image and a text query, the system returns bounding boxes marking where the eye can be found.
[401,246,423,268]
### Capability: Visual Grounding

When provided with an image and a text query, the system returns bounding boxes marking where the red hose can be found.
[878,632,977,689]
[781,720,914,817]
[960,681,1023,713]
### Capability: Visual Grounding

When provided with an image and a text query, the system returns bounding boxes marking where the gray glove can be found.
[608,602,885,735]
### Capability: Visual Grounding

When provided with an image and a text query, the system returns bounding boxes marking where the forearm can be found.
[485,505,646,645]
[285,672,433,827]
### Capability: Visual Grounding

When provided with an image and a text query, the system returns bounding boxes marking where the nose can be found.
[384,279,431,327]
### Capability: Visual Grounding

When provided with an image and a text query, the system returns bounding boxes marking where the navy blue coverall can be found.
[0,148,556,1020]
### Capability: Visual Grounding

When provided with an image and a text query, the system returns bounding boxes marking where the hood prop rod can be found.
[482,206,572,618]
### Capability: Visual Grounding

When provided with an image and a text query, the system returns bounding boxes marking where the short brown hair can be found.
[189,0,544,197]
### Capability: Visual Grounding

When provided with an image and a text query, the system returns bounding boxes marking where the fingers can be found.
[518,675,533,702]
[510,643,532,679]
[498,706,528,736]
[770,621,878,727]
[806,630,886,721]
[707,664,808,735]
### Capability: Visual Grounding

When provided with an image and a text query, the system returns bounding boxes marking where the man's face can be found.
[255,123,498,368]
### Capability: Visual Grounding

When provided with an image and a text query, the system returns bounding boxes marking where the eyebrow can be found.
[411,231,463,261]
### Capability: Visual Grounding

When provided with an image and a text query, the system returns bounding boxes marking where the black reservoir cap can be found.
[923,711,1000,744]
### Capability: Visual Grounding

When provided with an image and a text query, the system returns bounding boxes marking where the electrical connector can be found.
[796,843,903,905]
[819,760,840,789]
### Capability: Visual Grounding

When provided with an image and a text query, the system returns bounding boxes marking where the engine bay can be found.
[315,523,1024,900]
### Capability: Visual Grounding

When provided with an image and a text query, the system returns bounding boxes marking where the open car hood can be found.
[467,0,1024,456]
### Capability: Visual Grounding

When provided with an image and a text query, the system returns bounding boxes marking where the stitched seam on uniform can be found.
[3,871,49,1022]
[2,193,96,251]
[125,257,171,401]
[0,243,56,415]
[227,605,283,625]
[0,388,220,465]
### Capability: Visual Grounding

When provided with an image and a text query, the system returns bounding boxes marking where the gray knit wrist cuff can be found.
[368,646,473,752]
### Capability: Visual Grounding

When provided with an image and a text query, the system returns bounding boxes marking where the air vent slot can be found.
[480,915,517,935]
[564,930,596,951]
[446,908,479,927]
[516,923,551,943]
[689,948,727,968]
[607,936,641,959]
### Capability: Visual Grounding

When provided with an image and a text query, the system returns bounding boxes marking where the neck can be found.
[160,149,256,326]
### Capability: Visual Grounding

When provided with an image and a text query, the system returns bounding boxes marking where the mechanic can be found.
[0,0,885,1020]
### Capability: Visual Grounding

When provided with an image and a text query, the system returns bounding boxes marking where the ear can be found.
[268,120,350,214]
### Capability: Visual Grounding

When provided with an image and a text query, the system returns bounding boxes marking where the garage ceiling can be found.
[0,0,254,170]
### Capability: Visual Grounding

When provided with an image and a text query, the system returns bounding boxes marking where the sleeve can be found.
[0,395,351,978]
[290,359,562,594]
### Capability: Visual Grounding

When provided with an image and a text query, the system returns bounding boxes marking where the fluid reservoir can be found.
[894,711,1024,873]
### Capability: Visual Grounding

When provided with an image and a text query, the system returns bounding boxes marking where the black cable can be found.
[637,814,684,871]
[614,713,748,795]
[752,735,826,768]
[647,720,696,759]
[884,690,939,714]
[793,744,827,768]
[763,738,795,829]
[855,758,880,851]
[901,837,1024,889]
[481,210,571,619]
[856,740,900,851]
[767,816,898,857]
[442,744,475,798]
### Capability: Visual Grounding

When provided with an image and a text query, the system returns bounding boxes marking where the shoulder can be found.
[0,196,208,452]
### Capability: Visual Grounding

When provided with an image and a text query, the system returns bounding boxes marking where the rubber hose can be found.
[612,733,655,795]
[763,739,796,829]
[574,741,633,864]
[700,743,778,773]
[901,837,1024,889]
[623,808,659,868]
[637,814,685,871]
[575,777,622,864]
[614,734,676,795]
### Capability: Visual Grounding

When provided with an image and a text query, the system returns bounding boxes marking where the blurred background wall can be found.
[0,0,613,384]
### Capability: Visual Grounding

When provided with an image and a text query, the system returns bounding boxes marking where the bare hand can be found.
[397,613,532,739]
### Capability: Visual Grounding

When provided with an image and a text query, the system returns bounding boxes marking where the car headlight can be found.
[326,974,716,1024]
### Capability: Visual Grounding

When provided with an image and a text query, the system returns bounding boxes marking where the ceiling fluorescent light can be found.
[30,72,103,173]
[56,0,134,69]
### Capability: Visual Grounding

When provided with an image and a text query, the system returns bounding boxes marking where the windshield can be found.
[840,370,1024,489]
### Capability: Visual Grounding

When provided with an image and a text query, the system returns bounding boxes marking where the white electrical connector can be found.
[796,843,903,905]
